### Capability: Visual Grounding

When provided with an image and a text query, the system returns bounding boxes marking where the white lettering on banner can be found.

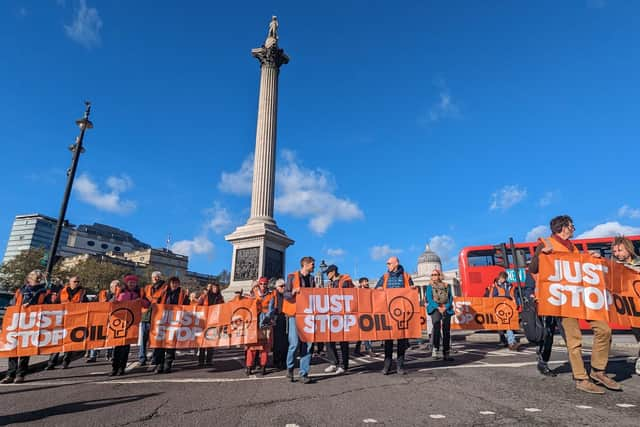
[546,260,607,284]
[156,310,205,327]
[302,314,357,334]
[547,284,613,310]
[154,310,206,342]
[452,301,473,325]
[4,329,67,349]
[302,295,354,314]
[5,310,67,331]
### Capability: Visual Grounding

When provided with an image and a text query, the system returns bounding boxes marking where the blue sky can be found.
[2,0,640,281]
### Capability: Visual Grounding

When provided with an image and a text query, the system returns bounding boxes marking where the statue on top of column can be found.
[265,16,279,48]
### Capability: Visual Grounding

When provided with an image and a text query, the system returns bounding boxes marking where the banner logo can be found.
[108,308,135,338]
[388,296,414,330]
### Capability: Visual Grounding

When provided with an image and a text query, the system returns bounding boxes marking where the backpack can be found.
[519,297,547,344]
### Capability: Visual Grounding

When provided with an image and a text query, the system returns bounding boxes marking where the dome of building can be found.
[417,244,442,277]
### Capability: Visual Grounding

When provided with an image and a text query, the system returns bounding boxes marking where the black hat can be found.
[325,264,338,275]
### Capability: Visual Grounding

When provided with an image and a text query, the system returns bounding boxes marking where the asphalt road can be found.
[1,340,639,426]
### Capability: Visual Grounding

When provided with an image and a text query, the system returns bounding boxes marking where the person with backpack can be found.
[426,269,454,361]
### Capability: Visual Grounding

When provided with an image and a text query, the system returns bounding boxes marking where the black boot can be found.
[381,358,392,375]
[397,356,407,375]
[261,366,267,376]
[246,367,252,376]
[109,370,118,377]
[443,352,454,362]
[288,368,295,382]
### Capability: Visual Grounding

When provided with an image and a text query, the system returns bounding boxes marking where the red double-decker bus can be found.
[458,235,640,297]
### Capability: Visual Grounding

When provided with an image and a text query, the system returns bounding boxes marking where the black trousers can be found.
[198,348,214,365]
[383,339,409,361]
[272,314,288,369]
[154,348,176,370]
[327,341,349,369]
[47,352,59,367]
[430,311,452,353]
[538,316,559,363]
[62,351,84,366]
[7,357,30,378]
[112,345,130,372]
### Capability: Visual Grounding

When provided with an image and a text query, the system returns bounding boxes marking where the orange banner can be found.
[0,301,141,357]
[450,297,519,330]
[295,288,425,342]
[537,253,640,327]
[149,298,258,349]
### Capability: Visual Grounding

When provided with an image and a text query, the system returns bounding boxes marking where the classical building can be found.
[64,223,150,256]
[122,248,188,279]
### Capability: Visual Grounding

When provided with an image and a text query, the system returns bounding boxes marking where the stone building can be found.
[411,245,461,302]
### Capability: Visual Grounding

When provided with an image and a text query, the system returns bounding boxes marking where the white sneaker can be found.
[635,357,640,375]
[324,364,337,373]
[335,367,345,375]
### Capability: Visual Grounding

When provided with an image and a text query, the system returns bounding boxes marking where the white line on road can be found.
[417,356,634,372]
[429,414,446,419]
[362,419,378,423]
[285,424,300,427]
[524,408,541,412]
[576,405,592,409]
[98,375,287,384]
[479,411,495,415]
[616,403,636,408]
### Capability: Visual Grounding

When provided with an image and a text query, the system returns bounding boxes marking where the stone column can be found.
[248,43,289,225]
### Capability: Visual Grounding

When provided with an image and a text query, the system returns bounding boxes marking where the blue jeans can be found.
[286,316,312,376]
[138,322,150,363]
[505,330,516,345]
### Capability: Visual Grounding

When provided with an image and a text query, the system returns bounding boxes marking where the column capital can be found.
[251,46,289,68]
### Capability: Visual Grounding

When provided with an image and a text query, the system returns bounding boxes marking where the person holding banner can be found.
[245,277,273,375]
[57,276,89,370]
[426,269,454,361]
[88,279,121,363]
[137,271,166,367]
[488,272,522,352]
[197,282,224,367]
[1,270,52,384]
[283,256,316,384]
[110,275,149,376]
[375,256,415,375]
[268,279,288,370]
[154,276,190,374]
[530,215,620,394]
[610,236,640,375]
[354,277,375,357]
[323,265,354,375]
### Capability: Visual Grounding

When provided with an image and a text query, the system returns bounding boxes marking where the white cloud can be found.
[577,222,640,239]
[429,235,455,257]
[490,185,527,210]
[618,205,640,219]
[218,156,254,195]
[425,79,460,123]
[526,225,547,242]
[370,245,402,261]
[205,203,233,234]
[538,191,554,207]
[75,173,136,213]
[170,236,214,257]
[327,248,346,257]
[64,0,103,49]
[275,152,364,234]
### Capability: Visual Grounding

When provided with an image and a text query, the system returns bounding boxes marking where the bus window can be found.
[467,250,497,267]
[586,242,612,258]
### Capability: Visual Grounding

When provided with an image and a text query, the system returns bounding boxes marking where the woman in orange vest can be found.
[246,277,273,376]
[155,276,189,374]
[55,276,88,370]
[197,282,224,367]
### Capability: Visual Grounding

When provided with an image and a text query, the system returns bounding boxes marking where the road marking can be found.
[362,419,378,423]
[524,408,541,412]
[429,414,446,419]
[98,375,287,384]
[285,424,300,427]
[479,411,495,415]
[616,403,636,408]
[576,405,592,409]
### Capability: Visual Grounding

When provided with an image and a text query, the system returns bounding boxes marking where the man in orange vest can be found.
[488,271,522,351]
[154,276,189,374]
[324,265,354,375]
[137,271,166,367]
[283,256,315,384]
[197,282,224,367]
[375,256,414,375]
[1,270,52,384]
[530,215,620,394]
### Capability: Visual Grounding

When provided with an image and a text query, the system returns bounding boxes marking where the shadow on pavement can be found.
[0,393,161,425]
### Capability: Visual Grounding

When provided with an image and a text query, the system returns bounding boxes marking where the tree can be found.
[64,257,132,293]
[0,248,63,291]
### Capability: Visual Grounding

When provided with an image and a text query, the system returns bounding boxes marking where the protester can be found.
[154,276,189,374]
[55,276,88,370]
[322,265,353,375]
[354,277,375,357]
[426,269,454,361]
[87,279,121,363]
[610,236,640,375]
[110,275,149,376]
[283,256,315,384]
[375,256,414,375]
[267,278,288,370]
[523,271,559,377]
[529,215,620,394]
[487,272,522,351]
[138,271,166,367]
[197,282,224,367]
[246,277,272,375]
[1,270,52,384]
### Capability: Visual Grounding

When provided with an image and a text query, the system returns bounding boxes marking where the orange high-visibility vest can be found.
[381,272,412,289]
[60,286,86,303]
[282,271,304,316]
[14,288,50,306]
[539,236,579,254]
[336,274,354,288]
[159,287,189,305]
[142,283,167,312]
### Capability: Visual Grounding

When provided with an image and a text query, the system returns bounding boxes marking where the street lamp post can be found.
[45,102,94,281]
[319,259,327,288]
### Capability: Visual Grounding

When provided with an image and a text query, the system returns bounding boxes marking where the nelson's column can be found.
[224,17,294,297]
